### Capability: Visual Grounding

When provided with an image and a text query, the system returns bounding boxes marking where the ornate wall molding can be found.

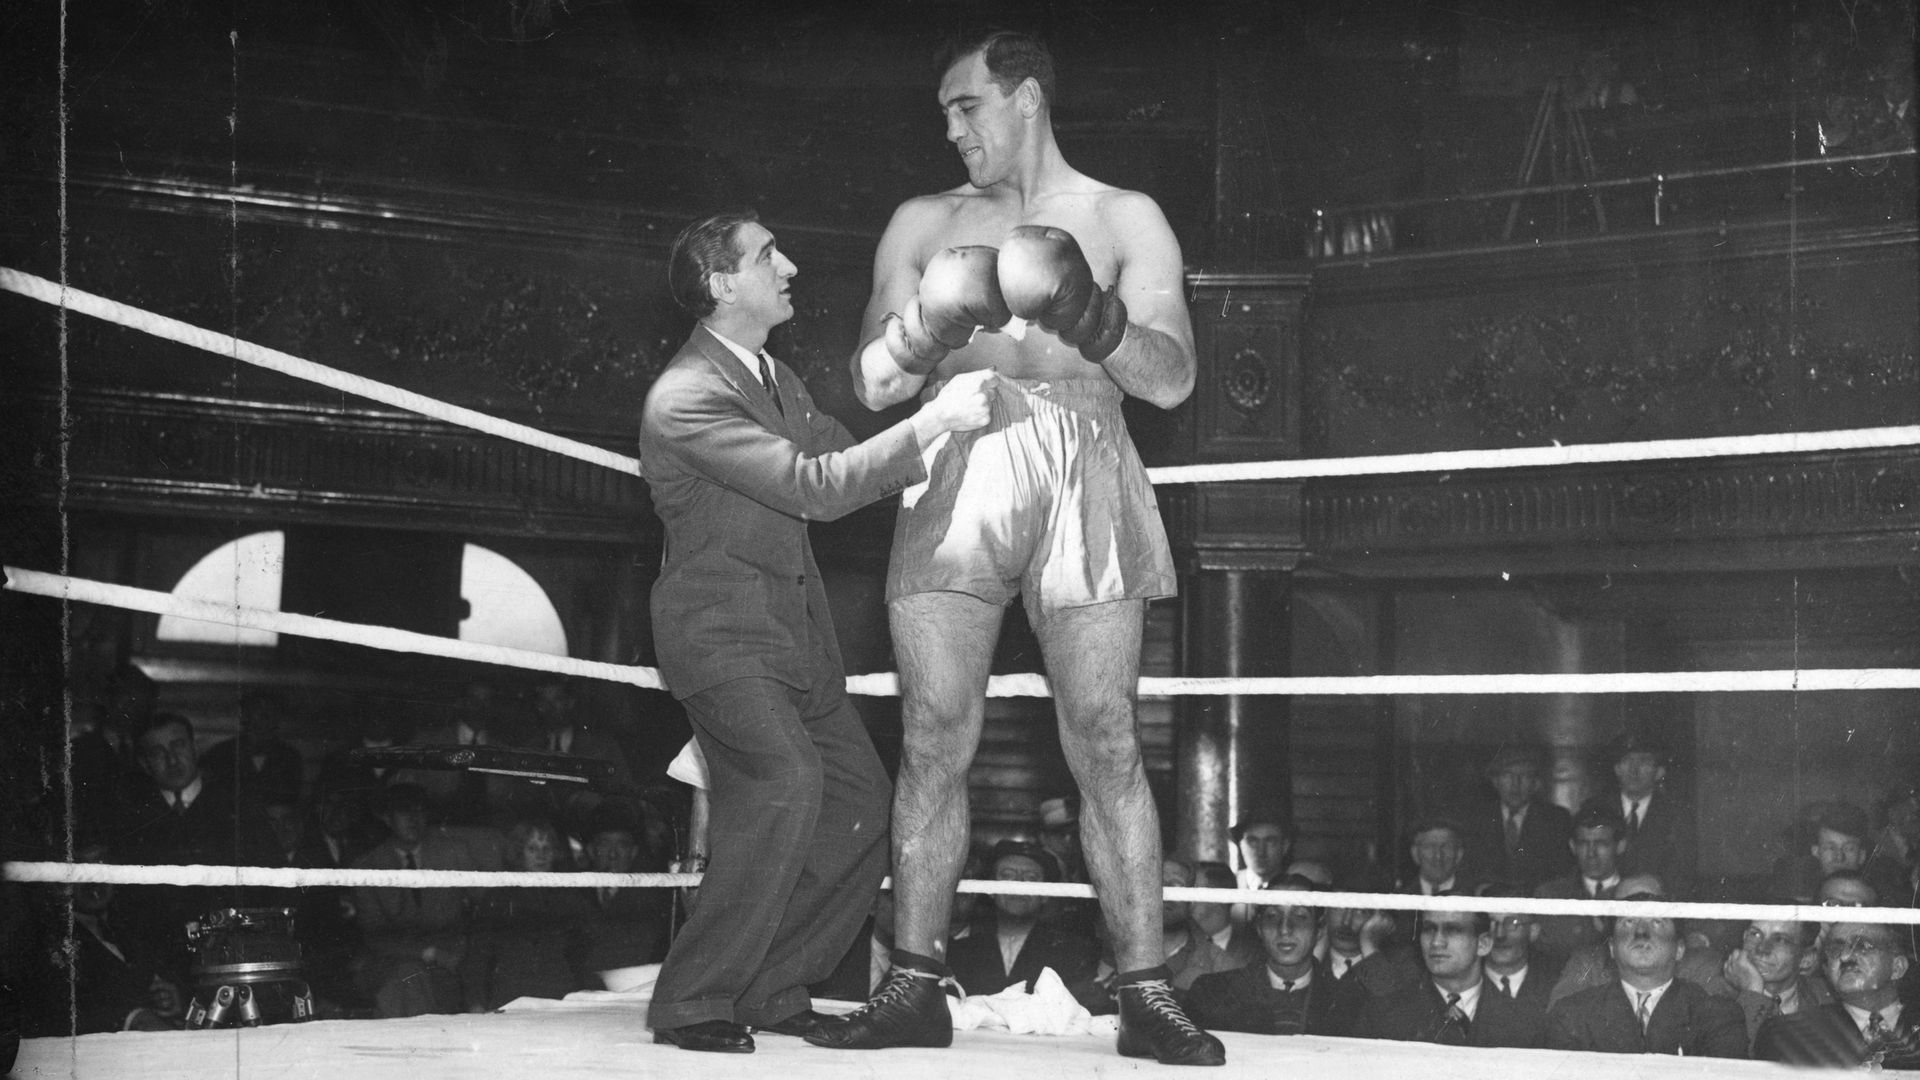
[14,389,647,543]
[1302,448,1920,577]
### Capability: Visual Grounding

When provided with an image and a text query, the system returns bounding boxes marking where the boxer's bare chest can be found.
[928,193,1123,381]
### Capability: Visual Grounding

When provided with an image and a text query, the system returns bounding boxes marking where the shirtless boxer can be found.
[806,31,1220,1066]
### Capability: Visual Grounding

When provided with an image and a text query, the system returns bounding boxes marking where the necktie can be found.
[1441,992,1470,1044]
[1868,1010,1888,1042]
[1504,810,1521,853]
[758,353,784,415]
[1501,975,1514,998]
[1627,801,1642,835]
[1280,980,1296,993]
[402,850,421,907]
[1636,991,1652,1032]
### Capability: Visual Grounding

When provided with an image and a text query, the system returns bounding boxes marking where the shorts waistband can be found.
[924,375,1123,407]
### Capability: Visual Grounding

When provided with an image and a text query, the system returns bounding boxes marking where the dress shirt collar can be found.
[705,326,768,386]
[162,775,205,810]
[1490,965,1528,996]
[1622,794,1649,820]
[1845,1000,1904,1037]
[1330,949,1362,978]
[1622,977,1673,1018]
[1209,924,1234,951]
[1267,966,1314,992]
[1445,978,1486,1020]
[1422,875,1457,896]
[1585,873,1620,897]
[1505,804,1529,829]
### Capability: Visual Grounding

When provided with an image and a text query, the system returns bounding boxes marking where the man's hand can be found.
[885,246,1009,376]
[1722,946,1766,995]
[909,368,997,447]
[997,225,1128,363]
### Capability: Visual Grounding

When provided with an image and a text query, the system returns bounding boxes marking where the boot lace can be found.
[1129,979,1201,1036]
[845,965,941,1019]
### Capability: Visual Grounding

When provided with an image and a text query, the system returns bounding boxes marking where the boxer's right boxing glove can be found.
[885,245,1009,375]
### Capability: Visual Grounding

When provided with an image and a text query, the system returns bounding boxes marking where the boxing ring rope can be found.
[6,265,1919,487]
[6,858,1920,927]
[8,270,1920,929]
[8,565,1919,698]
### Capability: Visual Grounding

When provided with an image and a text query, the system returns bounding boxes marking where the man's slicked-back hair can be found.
[668,209,758,318]
[940,29,1056,109]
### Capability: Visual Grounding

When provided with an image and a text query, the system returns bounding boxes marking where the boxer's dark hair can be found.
[941,30,1056,109]
[669,209,759,318]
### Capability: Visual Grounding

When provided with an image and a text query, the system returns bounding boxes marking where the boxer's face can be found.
[939,51,1023,188]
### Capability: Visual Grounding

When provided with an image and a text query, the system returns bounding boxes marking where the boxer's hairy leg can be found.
[1035,597,1162,973]
[888,590,1004,959]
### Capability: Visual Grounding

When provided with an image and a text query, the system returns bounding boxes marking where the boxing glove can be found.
[884,245,1010,375]
[997,225,1128,363]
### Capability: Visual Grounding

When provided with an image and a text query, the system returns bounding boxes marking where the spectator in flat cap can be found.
[1775,800,1875,902]
[946,839,1099,999]
[1464,745,1574,892]
[1582,732,1695,898]
[571,800,670,985]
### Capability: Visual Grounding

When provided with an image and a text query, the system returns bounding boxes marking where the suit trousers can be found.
[646,667,891,1029]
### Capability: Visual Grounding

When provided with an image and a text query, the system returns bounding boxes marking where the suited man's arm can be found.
[647,377,922,522]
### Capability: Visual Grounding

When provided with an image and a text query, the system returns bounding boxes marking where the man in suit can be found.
[1545,872,1731,1008]
[350,783,483,1017]
[1465,745,1573,892]
[1544,890,1748,1057]
[815,30,1224,1067]
[1479,887,1563,1012]
[1403,816,1475,896]
[1352,907,1547,1048]
[1589,732,1695,898]
[1534,803,1627,962]
[118,712,279,977]
[1185,862,1262,976]
[571,802,668,984]
[1186,878,1353,1037]
[946,840,1099,998]
[1755,920,1920,1068]
[638,209,995,1054]
[199,690,304,808]
[1724,916,1833,1042]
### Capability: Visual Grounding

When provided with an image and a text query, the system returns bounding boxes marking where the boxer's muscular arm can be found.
[1101,192,1195,410]
[851,200,939,411]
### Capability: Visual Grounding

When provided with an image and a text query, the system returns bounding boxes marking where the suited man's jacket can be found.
[1545,977,1749,1057]
[1185,959,1356,1037]
[947,908,1102,999]
[639,326,926,698]
[1755,1001,1920,1070]
[1464,797,1575,891]
[1352,975,1548,1048]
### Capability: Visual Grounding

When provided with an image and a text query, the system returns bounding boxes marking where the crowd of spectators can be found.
[9,669,676,1036]
[937,737,1920,1068]
[12,668,1920,1070]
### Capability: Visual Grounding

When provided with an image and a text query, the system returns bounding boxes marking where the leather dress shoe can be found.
[653,1019,755,1053]
[803,966,951,1049]
[756,1009,840,1038]
[1116,979,1225,1066]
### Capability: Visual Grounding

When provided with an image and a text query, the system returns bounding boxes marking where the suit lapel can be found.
[693,327,787,434]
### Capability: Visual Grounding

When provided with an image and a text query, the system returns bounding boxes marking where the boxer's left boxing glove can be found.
[997,225,1128,363]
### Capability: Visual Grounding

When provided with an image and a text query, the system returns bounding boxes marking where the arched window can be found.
[156,530,286,646]
[458,544,568,657]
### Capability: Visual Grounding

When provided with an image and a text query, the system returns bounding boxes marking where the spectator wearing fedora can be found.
[1584,732,1695,900]
[946,839,1099,999]
[1464,745,1574,893]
